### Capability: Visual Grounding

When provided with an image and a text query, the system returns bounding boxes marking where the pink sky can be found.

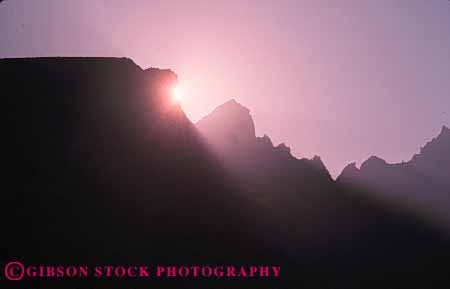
[1,0,449,176]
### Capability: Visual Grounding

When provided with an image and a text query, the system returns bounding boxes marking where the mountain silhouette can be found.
[197,99,332,189]
[1,58,271,289]
[338,125,450,230]
[197,98,450,288]
[1,58,449,289]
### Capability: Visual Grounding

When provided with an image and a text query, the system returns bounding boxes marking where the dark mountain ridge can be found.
[197,98,450,231]
[1,57,273,288]
[337,125,450,231]
[1,57,449,289]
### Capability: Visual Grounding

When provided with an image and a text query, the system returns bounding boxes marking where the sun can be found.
[171,86,183,104]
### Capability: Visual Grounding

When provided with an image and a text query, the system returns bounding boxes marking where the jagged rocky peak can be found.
[276,143,291,154]
[411,124,450,165]
[337,162,360,181]
[308,155,330,175]
[437,125,450,144]
[360,155,388,171]
[257,134,274,147]
[311,155,325,167]
[196,99,256,145]
[344,162,359,171]
[423,125,450,149]
[196,99,332,177]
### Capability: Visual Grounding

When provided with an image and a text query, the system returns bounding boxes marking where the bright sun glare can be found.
[172,86,183,104]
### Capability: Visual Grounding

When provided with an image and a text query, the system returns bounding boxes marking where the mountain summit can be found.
[196,99,331,178]
[411,125,450,170]
[197,99,256,151]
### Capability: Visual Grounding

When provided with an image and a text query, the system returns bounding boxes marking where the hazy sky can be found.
[1,0,449,176]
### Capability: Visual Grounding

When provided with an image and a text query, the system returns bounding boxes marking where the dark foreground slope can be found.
[1,58,449,289]
[0,58,272,289]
